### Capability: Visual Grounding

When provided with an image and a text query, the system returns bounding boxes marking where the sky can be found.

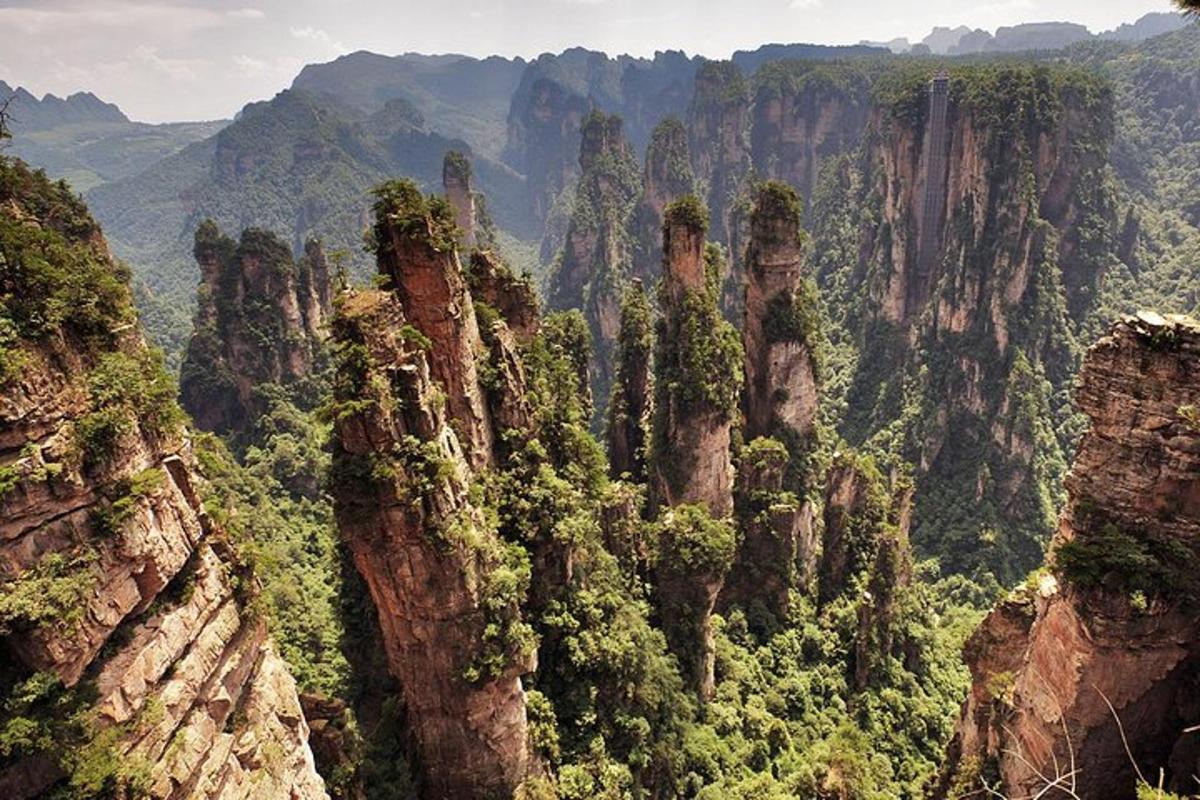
[0,0,1179,123]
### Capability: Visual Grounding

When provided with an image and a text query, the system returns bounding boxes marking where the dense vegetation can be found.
[3,17,1199,800]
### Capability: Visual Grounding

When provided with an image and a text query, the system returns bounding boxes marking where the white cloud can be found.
[290,25,348,53]
[790,0,823,8]
[227,8,267,20]
[233,53,304,79]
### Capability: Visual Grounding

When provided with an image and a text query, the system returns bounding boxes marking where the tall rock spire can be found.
[741,181,820,445]
[330,182,541,798]
[179,222,331,444]
[546,111,641,421]
[607,279,653,482]
[651,196,741,516]
[371,180,496,471]
[629,117,696,286]
[650,195,742,699]
[443,150,479,249]
[722,183,822,621]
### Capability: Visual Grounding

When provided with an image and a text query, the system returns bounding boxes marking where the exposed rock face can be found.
[741,182,820,445]
[443,151,479,248]
[649,197,742,699]
[655,506,736,701]
[504,73,592,231]
[850,476,913,692]
[818,452,906,606]
[938,314,1200,799]
[687,61,751,246]
[179,222,330,442]
[844,66,1116,581]
[720,438,816,620]
[0,168,325,800]
[607,280,653,482]
[329,288,532,800]
[749,63,870,208]
[372,182,496,471]
[651,199,739,518]
[629,118,696,285]
[467,249,541,343]
[547,111,641,418]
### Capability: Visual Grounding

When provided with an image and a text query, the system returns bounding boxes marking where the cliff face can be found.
[331,181,535,799]
[329,289,533,800]
[0,159,325,800]
[547,111,641,418]
[505,74,592,231]
[179,222,330,443]
[629,118,696,286]
[687,61,751,246]
[372,181,496,471]
[843,66,1116,582]
[749,63,871,209]
[939,314,1200,799]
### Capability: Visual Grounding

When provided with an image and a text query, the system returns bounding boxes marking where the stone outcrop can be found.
[547,111,641,418]
[467,249,541,343]
[938,314,1200,799]
[607,280,653,482]
[0,165,326,800]
[629,117,696,285]
[329,287,533,800]
[179,222,331,443]
[443,150,479,249]
[372,181,496,471]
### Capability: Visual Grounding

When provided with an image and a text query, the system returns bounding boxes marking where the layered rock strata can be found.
[0,166,326,800]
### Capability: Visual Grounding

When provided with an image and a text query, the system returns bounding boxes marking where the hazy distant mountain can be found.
[1099,11,1188,42]
[886,12,1189,57]
[730,42,886,74]
[1,80,225,192]
[0,80,127,130]
[922,26,977,54]
[291,51,527,159]
[858,37,911,54]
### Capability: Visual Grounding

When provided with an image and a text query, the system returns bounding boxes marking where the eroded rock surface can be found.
[938,314,1200,799]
